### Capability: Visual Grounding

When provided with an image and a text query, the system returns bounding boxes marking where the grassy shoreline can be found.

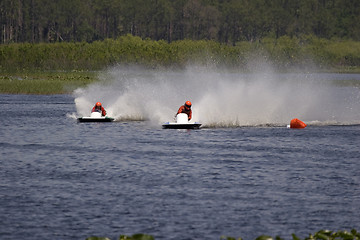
[1,35,360,71]
[1,35,360,94]
[0,71,97,94]
[1,67,360,95]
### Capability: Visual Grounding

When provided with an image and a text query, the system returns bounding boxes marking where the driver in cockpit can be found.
[91,102,107,116]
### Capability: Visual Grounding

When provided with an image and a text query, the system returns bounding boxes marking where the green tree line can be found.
[1,0,359,44]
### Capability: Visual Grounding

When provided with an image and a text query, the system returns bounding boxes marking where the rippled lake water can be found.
[1,72,360,240]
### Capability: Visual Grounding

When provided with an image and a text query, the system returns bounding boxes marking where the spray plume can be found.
[73,64,360,127]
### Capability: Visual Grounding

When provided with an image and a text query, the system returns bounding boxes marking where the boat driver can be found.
[176,101,192,120]
[92,102,107,116]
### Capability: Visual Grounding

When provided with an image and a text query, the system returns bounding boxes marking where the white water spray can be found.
[73,64,360,127]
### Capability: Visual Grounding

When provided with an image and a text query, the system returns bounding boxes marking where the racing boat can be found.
[162,113,202,129]
[77,111,114,122]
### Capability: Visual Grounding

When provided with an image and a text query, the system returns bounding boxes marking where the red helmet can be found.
[95,102,102,107]
[185,101,192,107]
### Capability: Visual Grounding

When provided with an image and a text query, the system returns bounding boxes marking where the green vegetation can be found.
[1,35,360,72]
[1,0,359,95]
[86,234,154,240]
[85,229,360,240]
[1,0,359,43]
[223,229,360,240]
[1,35,360,94]
[0,71,96,94]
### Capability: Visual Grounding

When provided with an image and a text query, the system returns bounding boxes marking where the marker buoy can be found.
[290,118,307,129]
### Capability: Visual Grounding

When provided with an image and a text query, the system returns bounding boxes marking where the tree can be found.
[1,0,359,44]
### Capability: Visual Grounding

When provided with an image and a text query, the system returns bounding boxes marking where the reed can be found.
[1,35,359,72]
[85,229,360,240]
[0,71,96,94]
[1,35,360,94]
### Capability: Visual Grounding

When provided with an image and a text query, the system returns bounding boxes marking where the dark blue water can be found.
[1,93,360,240]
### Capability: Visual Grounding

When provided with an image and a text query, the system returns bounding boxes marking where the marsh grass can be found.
[1,35,360,94]
[85,229,360,240]
[0,71,96,94]
[1,35,360,72]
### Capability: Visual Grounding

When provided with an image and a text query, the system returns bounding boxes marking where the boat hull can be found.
[77,111,114,122]
[77,117,114,122]
[162,113,201,129]
[162,123,201,129]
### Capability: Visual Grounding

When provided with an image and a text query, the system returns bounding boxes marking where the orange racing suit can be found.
[177,105,192,120]
[92,106,107,116]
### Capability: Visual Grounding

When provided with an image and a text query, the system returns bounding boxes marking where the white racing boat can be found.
[77,111,114,122]
[162,113,202,129]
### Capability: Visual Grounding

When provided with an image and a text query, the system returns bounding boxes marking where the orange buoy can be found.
[290,118,307,129]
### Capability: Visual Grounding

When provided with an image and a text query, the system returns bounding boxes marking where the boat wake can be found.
[73,64,360,127]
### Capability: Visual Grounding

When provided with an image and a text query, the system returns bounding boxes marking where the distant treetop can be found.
[1,0,359,44]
